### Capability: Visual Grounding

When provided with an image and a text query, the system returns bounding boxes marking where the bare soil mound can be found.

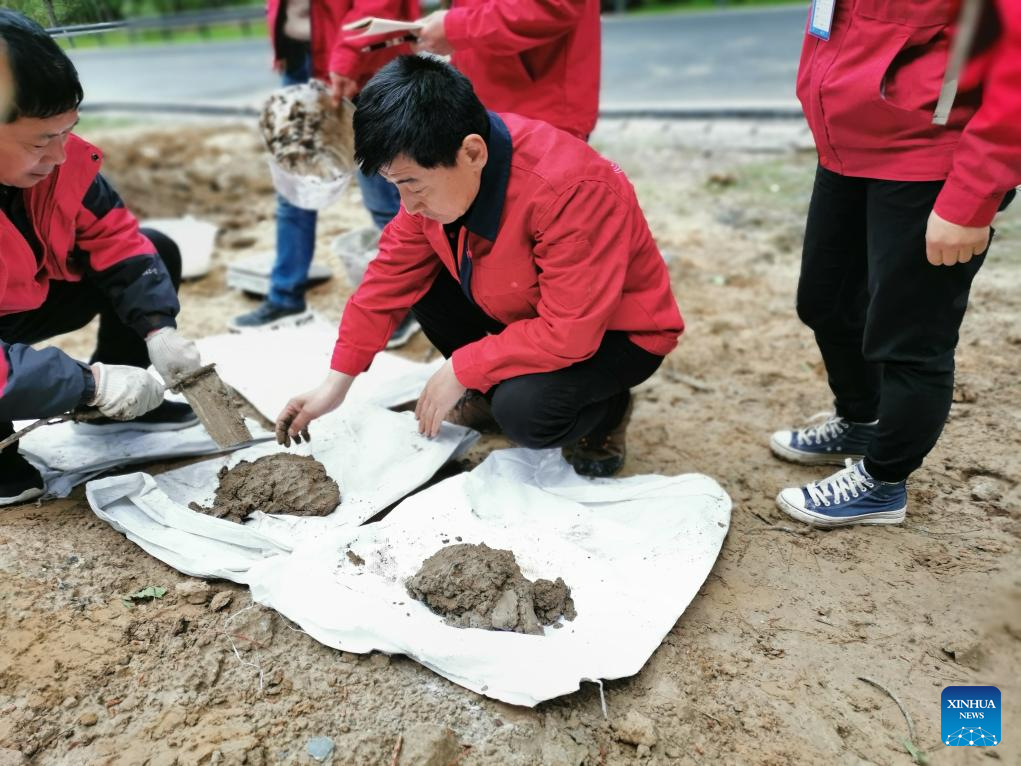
[407,543,576,635]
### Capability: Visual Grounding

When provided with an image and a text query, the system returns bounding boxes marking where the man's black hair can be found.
[354,55,489,176]
[0,9,83,123]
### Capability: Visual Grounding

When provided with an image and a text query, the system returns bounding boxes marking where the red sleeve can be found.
[451,181,630,393]
[75,176,155,272]
[934,0,1021,227]
[444,0,584,56]
[330,209,441,374]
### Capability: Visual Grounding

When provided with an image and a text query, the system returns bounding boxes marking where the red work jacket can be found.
[266,0,418,85]
[331,113,683,393]
[444,0,601,140]
[797,0,1021,227]
[0,136,155,316]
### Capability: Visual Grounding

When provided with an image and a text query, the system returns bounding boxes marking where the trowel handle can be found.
[0,414,72,451]
[0,407,105,451]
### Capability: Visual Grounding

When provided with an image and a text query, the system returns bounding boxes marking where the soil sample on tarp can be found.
[406,543,577,635]
[189,453,340,523]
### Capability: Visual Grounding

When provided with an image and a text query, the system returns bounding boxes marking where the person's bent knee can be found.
[140,227,182,288]
[491,379,577,449]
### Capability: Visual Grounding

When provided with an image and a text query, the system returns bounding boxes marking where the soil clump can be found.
[406,543,576,635]
[189,453,340,522]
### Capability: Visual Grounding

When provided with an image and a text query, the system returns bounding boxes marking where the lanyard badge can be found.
[808,0,836,40]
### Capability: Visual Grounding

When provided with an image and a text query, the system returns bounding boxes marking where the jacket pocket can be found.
[854,0,957,27]
[824,30,956,149]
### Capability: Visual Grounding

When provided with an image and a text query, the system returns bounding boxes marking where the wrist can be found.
[81,363,99,407]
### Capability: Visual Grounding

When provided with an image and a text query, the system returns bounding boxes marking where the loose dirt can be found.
[1,118,1017,765]
[189,453,340,522]
[406,543,576,635]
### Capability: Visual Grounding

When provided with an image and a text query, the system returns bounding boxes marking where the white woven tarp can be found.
[87,441,731,706]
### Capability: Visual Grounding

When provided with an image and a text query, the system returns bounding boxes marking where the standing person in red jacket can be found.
[276,56,682,477]
[414,0,600,140]
[0,11,203,506]
[232,0,420,347]
[770,0,1020,527]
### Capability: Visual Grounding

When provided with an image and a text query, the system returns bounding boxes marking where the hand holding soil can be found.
[276,371,354,446]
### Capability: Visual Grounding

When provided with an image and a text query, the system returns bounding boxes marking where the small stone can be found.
[78,712,98,727]
[397,724,460,766]
[613,710,658,748]
[306,737,334,762]
[969,479,1003,503]
[61,697,77,709]
[209,592,233,612]
[177,580,211,605]
[637,744,651,758]
[368,653,391,668]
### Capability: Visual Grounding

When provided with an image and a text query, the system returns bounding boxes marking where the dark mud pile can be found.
[190,453,340,522]
[406,543,576,635]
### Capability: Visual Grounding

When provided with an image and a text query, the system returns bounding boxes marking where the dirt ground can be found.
[0,118,1018,766]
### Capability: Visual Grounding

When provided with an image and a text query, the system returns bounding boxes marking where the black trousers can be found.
[411,269,664,449]
[0,228,181,450]
[797,166,994,482]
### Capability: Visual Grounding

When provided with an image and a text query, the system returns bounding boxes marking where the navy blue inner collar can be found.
[461,112,512,242]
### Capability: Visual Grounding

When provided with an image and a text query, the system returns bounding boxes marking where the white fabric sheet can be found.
[88,445,731,706]
[193,322,441,422]
[16,323,441,498]
[86,405,477,563]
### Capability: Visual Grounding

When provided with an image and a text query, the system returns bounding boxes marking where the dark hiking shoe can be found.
[73,400,200,434]
[0,450,44,506]
[445,389,500,434]
[563,398,634,478]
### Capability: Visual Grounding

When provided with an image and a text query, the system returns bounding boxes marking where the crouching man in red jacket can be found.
[0,10,203,506]
[276,55,683,477]
[770,0,1020,527]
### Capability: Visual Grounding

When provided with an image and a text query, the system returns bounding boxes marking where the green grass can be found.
[57,19,267,50]
[626,0,801,15]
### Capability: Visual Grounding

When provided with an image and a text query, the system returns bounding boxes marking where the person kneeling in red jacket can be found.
[276,55,683,477]
[0,11,203,506]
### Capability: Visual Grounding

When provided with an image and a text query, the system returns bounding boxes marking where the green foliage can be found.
[6,0,261,27]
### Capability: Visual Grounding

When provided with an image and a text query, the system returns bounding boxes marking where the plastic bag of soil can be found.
[260,81,356,210]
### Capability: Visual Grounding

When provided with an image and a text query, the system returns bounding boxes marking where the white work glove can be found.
[88,363,166,420]
[146,327,202,387]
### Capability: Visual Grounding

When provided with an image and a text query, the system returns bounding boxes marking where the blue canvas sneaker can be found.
[770,412,877,465]
[776,459,907,528]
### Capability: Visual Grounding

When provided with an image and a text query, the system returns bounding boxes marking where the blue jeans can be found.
[355,169,401,231]
[270,57,403,305]
[269,54,318,310]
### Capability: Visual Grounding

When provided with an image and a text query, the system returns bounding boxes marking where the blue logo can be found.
[942,686,1000,747]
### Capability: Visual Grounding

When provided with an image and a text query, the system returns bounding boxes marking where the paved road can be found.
[70,5,806,111]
